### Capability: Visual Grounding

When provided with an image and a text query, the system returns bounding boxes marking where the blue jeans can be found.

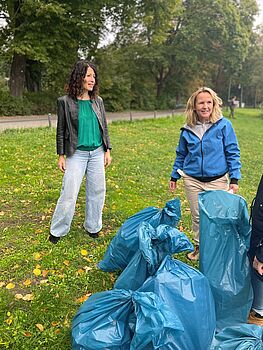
[50,147,106,237]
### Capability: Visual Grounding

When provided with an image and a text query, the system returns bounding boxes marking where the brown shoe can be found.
[187,245,199,261]
[248,311,263,326]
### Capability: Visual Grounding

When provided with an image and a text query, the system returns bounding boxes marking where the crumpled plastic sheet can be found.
[98,199,181,272]
[114,221,194,291]
[71,289,184,350]
[138,255,216,350]
[210,324,263,349]
[199,190,253,331]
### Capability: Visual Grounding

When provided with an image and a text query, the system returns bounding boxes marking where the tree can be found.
[105,0,258,109]
[0,0,121,97]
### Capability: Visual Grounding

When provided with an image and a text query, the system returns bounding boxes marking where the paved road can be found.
[0,109,184,131]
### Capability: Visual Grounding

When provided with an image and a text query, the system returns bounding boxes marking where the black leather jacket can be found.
[56,95,111,157]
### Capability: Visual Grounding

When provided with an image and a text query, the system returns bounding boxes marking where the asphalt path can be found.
[0,109,184,131]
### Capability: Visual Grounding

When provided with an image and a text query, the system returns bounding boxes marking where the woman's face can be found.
[194,92,213,122]
[82,66,96,92]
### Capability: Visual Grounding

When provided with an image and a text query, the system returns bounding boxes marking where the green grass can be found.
[0,108,262,349]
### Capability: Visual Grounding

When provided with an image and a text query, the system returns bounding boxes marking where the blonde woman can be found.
[169,87,241,260]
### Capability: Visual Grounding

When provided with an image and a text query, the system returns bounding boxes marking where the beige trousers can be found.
[181,172,229,242]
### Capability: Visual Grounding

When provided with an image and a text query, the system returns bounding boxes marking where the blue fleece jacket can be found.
[171,117,241,181]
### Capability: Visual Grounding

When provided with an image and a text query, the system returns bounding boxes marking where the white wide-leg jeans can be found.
[50,147,105,237]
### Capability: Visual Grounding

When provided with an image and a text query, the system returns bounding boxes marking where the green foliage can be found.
[0,109,262,348]
[0,0,261,110]
[0,91,57,116]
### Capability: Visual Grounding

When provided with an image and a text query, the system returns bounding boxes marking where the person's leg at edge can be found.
[248,260,263,326]
[50,150,88,240]
[183,175,205,260]
[84,146,106,237]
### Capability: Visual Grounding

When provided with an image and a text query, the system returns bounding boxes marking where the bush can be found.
[0,91,57,116]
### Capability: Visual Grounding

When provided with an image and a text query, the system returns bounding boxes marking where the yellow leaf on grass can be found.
[63,260,70,266]
[42,269,49,277]
[15,294,23,299]
[23,331,32,337]
[33,252,41,261]
[23,279,31,286]
[36,323,44,332]
[81,249,88,256]
[76,293,92,303]
[6,282,15,289]
[22,294,34,301]
[0,282,5,288]
[54,329,61,334]
[6,317,13,325]
[84,266,92,272]
[40,279,49,284]
[33,268,41,276]
[51,321,59,327]
[35,229,43,234]
[77,269,84,275]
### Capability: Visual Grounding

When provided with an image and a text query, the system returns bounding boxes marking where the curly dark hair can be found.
[65,60,99,99]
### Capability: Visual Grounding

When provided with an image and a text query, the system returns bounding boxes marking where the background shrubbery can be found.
[0,91,57,116]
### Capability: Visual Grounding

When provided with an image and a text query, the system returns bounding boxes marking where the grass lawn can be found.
[0,108,262,349]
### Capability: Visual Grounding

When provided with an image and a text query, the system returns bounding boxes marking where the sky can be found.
[255,0,263,25]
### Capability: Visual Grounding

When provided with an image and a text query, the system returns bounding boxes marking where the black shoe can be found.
[88,231,99,239]
[49,234,61,244]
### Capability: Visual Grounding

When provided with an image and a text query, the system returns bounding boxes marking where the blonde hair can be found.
[185,87,222,126]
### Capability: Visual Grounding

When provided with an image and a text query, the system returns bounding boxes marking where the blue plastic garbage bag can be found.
[139,255,216,350]
[98,199,181,272]
[198,190,253,331]
[114,221,194,291]
[210,324,263,349]
[71,289,184,350]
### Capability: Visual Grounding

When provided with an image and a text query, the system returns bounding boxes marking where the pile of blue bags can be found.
[72,193,263,349]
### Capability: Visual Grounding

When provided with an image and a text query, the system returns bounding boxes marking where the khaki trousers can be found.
[182,172,229,242]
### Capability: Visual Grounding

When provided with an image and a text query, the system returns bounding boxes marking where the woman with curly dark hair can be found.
[49,60,112,244]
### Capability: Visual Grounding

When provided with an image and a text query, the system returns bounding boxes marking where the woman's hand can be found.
[57,155,66,173]
[229,183,238,194]
[169,180,177,192]
[104,150,112,168]
[253,256,263,275]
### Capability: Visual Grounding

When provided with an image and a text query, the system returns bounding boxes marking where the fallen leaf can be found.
[33,268,41,276]
[42,269,49,277]
[15,294,23,299]
[6,282,15,289]
[77,269,84,275]
[23,279,31,286]
[76,293,92,303]
[35,229,43,234]
[6,317,13,325]
[22,294,34,301]
[84,266,92,272]
[0,282,5,288]
[33,253,41,261]
[40,279,49,284]
[81,249,88,256]
[36,323,44,332]
[54,329,61,334]
[63,260,70,266]
[23,331,32,337]
[51,321,59,327]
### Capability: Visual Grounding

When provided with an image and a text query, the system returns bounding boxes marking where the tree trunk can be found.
[26,60,42,92]
[9,53,26,97]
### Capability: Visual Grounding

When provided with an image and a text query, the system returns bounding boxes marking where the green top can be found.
[77,100,102,151]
